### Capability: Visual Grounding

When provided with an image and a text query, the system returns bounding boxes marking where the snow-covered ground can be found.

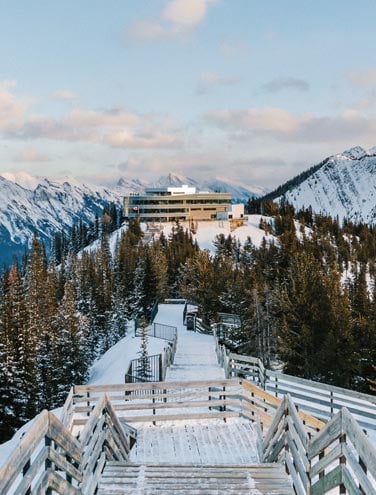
[154,303,225,382]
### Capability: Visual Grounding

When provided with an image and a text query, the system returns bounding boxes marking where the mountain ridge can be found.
[263,146,376,224]
[0,171,263,265]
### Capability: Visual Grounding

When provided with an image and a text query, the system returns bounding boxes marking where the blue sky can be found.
[1,0,376,188]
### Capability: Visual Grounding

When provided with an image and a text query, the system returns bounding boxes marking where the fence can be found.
[125,331,177,385]
[0,394,131,495]
[215,333,376,434]
[264,394,376,494]
[2,376,375,494]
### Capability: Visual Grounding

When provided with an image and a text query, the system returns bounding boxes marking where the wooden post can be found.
[339,433,346,494]
[159,354,163,381]
[23,458,31,495]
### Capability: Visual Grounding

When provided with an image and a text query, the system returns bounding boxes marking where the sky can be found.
[1,0,376,189]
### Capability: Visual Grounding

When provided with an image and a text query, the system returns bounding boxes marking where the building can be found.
[124,185,232,223]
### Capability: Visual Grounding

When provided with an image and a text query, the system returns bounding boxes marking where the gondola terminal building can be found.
[124,185,234,223]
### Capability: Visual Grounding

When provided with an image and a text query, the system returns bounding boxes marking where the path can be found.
[153,303,225,381]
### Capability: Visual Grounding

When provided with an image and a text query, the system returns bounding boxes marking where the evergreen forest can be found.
[1,200,376,441]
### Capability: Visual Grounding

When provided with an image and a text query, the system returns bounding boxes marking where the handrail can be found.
[263,394,376,494]
[214,333,376,433]
[0,394,132,495]
[0,410,82,495]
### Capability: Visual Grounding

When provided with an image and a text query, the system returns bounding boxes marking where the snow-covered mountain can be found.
[0,171,261,265]
[266,146,376,224]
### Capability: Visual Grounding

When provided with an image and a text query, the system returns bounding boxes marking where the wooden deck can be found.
[98,462,293,494]
[129,418,260,465]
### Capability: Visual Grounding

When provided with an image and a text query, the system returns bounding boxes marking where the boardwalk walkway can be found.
[154,303,225,382]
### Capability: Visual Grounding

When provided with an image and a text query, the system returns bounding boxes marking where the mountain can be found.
[264,146,376,224]
[151,173,265,201]
[0,171,262,265]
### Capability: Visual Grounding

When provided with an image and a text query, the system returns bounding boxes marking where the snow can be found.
[154,303,225,381]
[130,419,259,465]
[87,332,167,385]
[277,146,376,224]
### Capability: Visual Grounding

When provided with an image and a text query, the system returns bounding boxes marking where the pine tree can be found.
[137,320,151,381]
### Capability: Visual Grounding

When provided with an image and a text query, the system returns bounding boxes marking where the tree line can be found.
[0,217,198,440]
[1,201,376,441]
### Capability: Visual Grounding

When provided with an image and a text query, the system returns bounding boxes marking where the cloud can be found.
[15,148,49,162]
[261,77,310,93]
[206,106,376,144]
[5,101,183,150]
[162,0,209,27]
[53,89,78,101]
[196,72,241,95]
[126,0,218,41]
[347,68,376,87]
[0,85,28,132]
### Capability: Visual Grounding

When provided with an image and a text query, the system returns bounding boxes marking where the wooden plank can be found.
[285,396,309,449]
[308,412,342,459]
[73,387,241,403]
[241,393,278,414]
[104,394,131,457]
[266,369,376,405]
[47,469,81,495]
[118,410,239,423]
[341,407,376,480]
[75,397,240,414]
[47,446,82,484]
[82,451,106,495]
[12,445,48,495]
[241,398,274,425]
[61,387,74,427]
[79,395,106,446]
[342,443,376,494]
[47,412,82,463]
[242,380,281,407]
[285,430,310,489]
[263,416,286,462]
[310,464,343,495]
[263,395,287,449]
[0,410,49,494]
[285,452,306,495]
[310,443,341,479]
[74,378,241,394]
[297,409,325,431]
[342,465,363,495]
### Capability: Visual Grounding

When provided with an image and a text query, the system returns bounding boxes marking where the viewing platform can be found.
[0,301,375,494]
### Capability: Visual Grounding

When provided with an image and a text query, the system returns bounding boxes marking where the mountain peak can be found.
[341,146,368,160]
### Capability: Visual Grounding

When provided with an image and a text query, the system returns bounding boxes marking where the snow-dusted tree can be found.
[136,320,152,381]
[54,280,89,402]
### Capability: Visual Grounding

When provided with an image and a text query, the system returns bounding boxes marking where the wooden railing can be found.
[215,335,376,434]
[0,410,81,495]
[263,394,376,494]
[69,379,243,427]
[0,394,131,495]
[1,374,375,494]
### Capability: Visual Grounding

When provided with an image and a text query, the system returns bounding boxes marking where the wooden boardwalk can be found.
[129,419,259,465]
[98,463,292,494]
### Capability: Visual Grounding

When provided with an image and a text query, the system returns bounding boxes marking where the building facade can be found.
[124,185,232,223]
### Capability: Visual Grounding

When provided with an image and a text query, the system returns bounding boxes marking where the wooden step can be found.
[98,462,293,494]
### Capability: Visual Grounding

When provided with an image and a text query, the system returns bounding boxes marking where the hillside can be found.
[264,146,376,224]
[0,172,263,265]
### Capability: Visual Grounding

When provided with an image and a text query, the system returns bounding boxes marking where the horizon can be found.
[1,1,376,188]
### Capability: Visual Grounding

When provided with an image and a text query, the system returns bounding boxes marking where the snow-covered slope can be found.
[0,171,263,265]
[150,172,265,202]
[0,173,128,265]
[270,146,376,223]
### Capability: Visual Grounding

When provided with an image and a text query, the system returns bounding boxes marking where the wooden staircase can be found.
[98,462,293,494]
